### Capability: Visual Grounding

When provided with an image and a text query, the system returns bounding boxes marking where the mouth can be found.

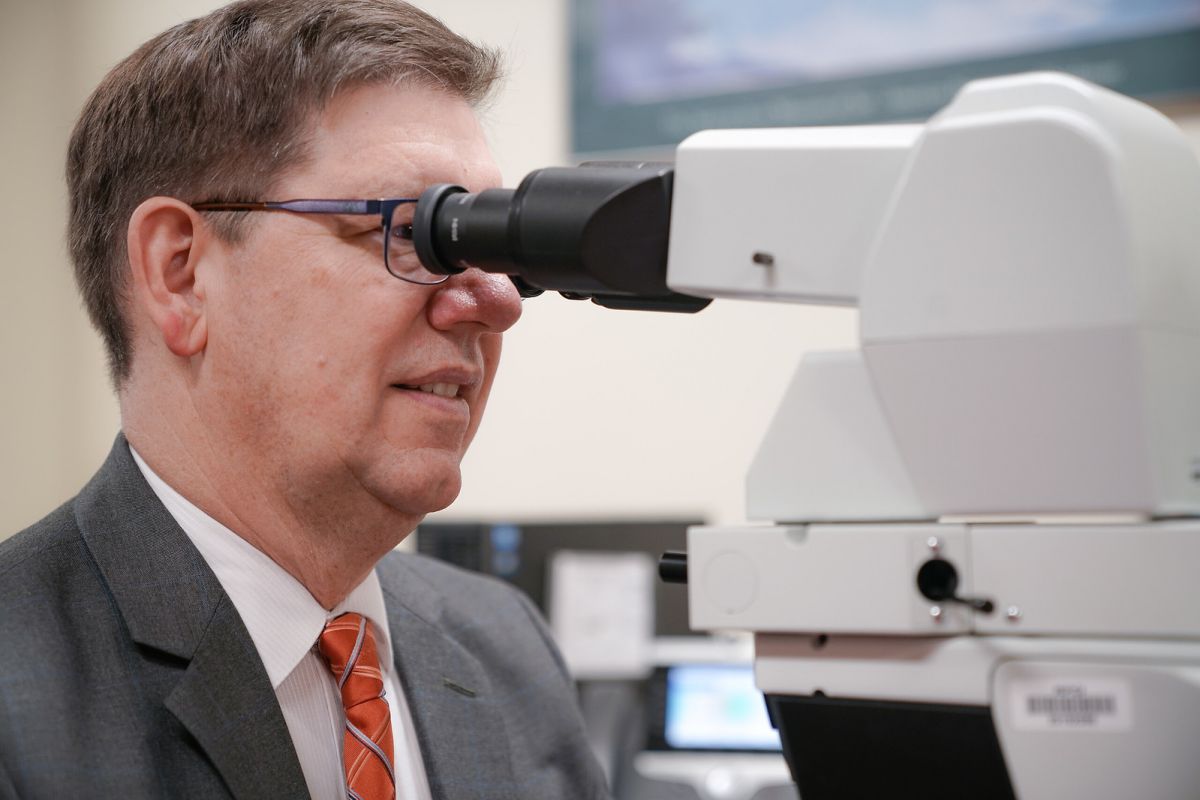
[392,382,464,399]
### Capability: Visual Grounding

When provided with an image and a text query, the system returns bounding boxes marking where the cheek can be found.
[465,333,505,439]
[206,309,343,442]
[222,247,381,370]
[479,333,504,385]
[297,301,432,438]
[210,235,436,429]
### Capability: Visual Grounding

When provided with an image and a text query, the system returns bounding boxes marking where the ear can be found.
[126,197,210,359]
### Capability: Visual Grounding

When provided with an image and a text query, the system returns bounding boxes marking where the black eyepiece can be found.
[412,183,523,275]
[407,163,710,313]
[411,184,469,276]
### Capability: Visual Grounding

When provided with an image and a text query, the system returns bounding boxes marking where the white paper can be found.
[547,550,655,679]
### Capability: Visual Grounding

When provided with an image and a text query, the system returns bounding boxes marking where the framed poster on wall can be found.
[570,0,1200,155]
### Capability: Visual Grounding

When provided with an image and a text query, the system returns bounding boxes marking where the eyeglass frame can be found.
[190,198,446,285]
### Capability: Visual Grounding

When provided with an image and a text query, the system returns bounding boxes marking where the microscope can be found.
[407,73,1200,799]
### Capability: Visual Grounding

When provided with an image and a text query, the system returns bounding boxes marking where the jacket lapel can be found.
[381,560,520,800]
[164,595,310,799]
[76,435,308,799]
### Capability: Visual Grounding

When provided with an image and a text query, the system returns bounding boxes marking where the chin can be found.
[352,445,467,516]
[377,468,463,517]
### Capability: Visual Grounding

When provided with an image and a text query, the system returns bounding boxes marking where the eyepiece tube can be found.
[413,184,521,275]
[409,163,711,313]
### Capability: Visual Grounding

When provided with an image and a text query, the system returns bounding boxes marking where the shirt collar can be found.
[129,446,395,689]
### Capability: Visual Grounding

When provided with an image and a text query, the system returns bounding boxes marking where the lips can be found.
[390,367,479,401]
[395,382,461,398]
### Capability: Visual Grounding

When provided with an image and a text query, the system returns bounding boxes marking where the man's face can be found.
[200,82,521,519]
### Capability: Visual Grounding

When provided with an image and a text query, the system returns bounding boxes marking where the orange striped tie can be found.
[318,612,396,800]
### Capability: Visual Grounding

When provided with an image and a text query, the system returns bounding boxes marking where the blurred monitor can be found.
[415,520,701,637]
[648,664,782,752]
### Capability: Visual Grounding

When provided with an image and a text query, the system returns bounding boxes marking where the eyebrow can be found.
[351,182,426,200]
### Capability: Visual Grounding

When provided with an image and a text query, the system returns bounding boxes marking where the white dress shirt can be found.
[130,448,433,800]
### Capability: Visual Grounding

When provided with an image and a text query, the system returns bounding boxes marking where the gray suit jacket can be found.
[0,436,610,799]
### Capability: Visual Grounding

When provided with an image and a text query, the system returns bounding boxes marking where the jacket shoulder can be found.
[0,498,118,656]
[0,500,87,589]
[376,551,565,664]
[378,551,531,612]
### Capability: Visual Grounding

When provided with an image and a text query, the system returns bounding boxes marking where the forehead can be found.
[281,82,501,198]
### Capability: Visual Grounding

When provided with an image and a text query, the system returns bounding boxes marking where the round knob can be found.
[916,558,995,614]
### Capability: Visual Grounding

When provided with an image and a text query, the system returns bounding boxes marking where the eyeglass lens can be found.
[384,201,445,285]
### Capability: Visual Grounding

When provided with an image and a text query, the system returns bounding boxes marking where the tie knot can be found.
[318,612,385,707]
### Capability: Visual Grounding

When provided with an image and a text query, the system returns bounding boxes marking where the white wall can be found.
[0,0,118,536]
[1,0,1198,537]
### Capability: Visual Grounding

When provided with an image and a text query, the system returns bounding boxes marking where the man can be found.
[0,2,610,798]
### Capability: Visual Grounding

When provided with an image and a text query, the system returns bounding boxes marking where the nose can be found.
[427,268,523,333]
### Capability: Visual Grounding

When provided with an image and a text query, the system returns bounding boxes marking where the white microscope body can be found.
[668,73,1200,799]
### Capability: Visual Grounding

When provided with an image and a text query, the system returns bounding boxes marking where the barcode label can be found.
[1009,678,1132,731]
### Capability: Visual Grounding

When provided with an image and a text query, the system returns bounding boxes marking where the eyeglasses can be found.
[191,198,446,285]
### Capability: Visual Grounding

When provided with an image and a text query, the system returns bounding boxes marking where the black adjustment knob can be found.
[916,558,995,614]
[659,551,688,584]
